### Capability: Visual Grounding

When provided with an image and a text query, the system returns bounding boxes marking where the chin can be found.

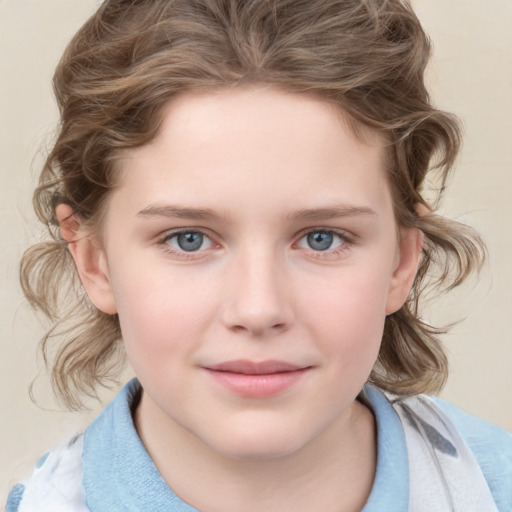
[205,424,310,462]
[221,442,302,462]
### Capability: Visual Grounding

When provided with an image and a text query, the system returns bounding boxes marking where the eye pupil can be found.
[307,231,333,251]
[177,232,203,251]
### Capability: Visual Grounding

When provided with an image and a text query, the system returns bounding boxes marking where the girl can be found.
[5,0,511,511]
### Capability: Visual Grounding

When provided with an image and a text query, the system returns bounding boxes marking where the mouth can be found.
[203,360,311,398]
[208,359,307,374]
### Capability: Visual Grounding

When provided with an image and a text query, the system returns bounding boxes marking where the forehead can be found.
[110,86,392,221]
[153,86,384,157]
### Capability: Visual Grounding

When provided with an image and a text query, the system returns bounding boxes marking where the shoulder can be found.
[4,435,88,512]
[368,386,512,512]
[432,397,512,511]
[433,396,512,457]
[4,381,140,512]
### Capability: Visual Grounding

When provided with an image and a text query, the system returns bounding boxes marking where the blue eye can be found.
[307,231,334,251]
[165,231,212,252]
[176,232,204,251]
[297,230,346,252]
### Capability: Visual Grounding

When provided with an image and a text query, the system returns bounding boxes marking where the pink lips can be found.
[204,360,310,398]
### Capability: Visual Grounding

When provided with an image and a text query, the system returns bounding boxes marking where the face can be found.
[77,87,420,460]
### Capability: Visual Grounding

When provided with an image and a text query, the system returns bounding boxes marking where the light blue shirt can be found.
[6,379,512,511]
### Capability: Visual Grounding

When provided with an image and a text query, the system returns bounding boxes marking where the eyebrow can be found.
[288,204,378,221]
[137,204,223,220]
[136,203,377,221]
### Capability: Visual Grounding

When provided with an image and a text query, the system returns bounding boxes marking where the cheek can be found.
[302,262,392,366]
[108,263,218,370]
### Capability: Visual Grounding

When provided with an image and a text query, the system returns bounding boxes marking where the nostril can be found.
[220,275,294,336]
[228,321,288,336]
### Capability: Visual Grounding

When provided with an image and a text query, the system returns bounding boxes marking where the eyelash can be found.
[157,228,354,260]
[158,229,217,260]
[294,228,353,260]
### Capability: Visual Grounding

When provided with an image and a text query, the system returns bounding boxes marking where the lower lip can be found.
[205,368,309,398]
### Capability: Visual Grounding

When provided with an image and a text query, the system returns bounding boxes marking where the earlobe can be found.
[55,204,117,315]
[385,227,424,315]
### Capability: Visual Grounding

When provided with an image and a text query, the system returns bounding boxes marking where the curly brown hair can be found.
[21,0,484,409]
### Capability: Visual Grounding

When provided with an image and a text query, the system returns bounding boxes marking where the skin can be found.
[58,86,422,512]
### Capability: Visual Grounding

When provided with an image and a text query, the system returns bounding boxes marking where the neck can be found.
[134,392,376,512]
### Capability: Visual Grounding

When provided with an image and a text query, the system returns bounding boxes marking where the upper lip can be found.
[206,360,307,375]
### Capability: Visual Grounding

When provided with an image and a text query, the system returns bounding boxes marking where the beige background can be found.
[1,0,511,504]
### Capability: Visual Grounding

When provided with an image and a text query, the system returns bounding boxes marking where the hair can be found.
[21,0,485,409]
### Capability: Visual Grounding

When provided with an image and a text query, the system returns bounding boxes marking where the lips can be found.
[208,360,305,374]
[204,360,310,398]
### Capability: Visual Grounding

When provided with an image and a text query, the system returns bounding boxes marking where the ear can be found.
[55,204,117,315]
[385,227,424,315]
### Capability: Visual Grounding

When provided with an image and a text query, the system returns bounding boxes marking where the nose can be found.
[221,246,294,337]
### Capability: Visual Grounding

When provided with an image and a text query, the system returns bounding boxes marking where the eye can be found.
[163,230,213,253]
[296,229,347,252]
